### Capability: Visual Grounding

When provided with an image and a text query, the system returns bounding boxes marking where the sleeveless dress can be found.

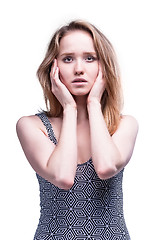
[34,112,131,240]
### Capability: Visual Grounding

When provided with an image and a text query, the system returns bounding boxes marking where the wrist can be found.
[63,104,77,115]
[87,98,101,110]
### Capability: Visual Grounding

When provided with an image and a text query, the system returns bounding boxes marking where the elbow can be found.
[96,155,124,180]
[61,179,74,190]
[97,164,118,180]
[52,176,74,190]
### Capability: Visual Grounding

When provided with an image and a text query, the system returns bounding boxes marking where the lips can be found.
[72,78,87,83]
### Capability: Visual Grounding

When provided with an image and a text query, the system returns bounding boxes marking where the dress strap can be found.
[36,112,57,145]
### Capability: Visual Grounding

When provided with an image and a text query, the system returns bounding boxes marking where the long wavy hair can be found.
[37,20,123,135]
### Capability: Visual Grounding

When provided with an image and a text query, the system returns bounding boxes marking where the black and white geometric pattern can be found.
[34,112,130,240]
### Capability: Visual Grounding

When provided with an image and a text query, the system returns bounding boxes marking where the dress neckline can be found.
[36,112,92,166]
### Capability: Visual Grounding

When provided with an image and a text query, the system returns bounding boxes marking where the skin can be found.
[56,30,102,99]
[16,30,138,190]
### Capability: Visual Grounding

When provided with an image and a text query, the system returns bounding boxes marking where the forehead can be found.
[59,30,95,53]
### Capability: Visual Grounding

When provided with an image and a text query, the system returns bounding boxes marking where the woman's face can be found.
[57,30,99,96]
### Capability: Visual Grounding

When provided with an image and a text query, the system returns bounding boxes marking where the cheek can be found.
[90,66,99,81]
[58,70,65,82]
[58,66,69,83]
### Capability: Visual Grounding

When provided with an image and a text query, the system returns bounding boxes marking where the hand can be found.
[50,59,76,109]
[87,64,106,105]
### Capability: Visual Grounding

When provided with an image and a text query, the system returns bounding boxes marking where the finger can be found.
[96,67,102,82]
[99,62,102,70]
[54,67,65,89]
[96,65,106,90]
[50,61,58,93]
[50,59,57,78]
[51,65,60,93]
[55,67,60,83]
[98,63,103,77]
[53,59,58,73]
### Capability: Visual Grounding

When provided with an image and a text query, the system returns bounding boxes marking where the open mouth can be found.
[72,78,87,83]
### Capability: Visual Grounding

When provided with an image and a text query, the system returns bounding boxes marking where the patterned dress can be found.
[34,112,130,240]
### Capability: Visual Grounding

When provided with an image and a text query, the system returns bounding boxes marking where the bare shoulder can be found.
[121,115,139,128]
[16,114,52,142]
[16,115,42,133]
[16,114,62,140]
[121,114,138,133]
[113,115,139,138]
[121,115,139,131]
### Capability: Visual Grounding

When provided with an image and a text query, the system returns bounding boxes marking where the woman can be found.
[16,20,138,239]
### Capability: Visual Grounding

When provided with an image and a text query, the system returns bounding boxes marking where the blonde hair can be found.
[37,20,123,135]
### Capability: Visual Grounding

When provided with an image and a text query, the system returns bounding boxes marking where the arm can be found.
[16,61,77,189]
[87,68,138,179]
[88,104,138,179]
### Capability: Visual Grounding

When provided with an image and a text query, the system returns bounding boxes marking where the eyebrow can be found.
[59,52,97,57]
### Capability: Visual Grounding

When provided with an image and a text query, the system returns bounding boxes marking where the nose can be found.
[74,59,84,76]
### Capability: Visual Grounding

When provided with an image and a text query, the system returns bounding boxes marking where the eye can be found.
[85,55,97,62]
[63,56,73,63]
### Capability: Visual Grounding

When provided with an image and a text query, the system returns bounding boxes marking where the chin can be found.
[72,91,90,97]
[70,88,91,96]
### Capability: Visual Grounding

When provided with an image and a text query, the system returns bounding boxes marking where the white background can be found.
[1,0,161,239]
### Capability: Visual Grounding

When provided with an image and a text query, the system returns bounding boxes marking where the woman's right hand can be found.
[50,59,76,109]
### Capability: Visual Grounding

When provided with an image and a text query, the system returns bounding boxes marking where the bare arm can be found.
[87,102,138,179]
[16,60,78,189]
[87,67,138,179]
[16,108,77,190]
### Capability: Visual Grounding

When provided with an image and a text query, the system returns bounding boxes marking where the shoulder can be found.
[122,114,139,134]
[120,115,138,128]
[16,115,41,131]
[114,115,139,137]
[16,114,62,139]
[16,114,48,139]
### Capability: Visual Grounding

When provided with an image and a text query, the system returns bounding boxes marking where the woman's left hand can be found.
[87,65,106,105]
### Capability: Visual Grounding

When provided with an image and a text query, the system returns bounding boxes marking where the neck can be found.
[73,95,89,123]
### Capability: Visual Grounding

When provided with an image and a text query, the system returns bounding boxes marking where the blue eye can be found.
[63,56,73,63]
[85,56,97,62]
